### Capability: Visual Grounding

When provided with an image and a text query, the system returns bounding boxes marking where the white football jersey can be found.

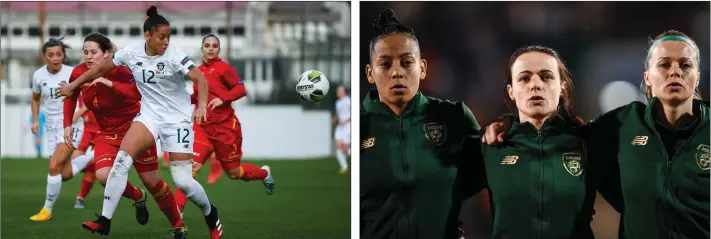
[335,96,351,122]
[112,40,196,123]
[31,64,74,122]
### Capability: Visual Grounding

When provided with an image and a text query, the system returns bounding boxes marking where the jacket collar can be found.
[362,89,426,118]
[644,97,709,131]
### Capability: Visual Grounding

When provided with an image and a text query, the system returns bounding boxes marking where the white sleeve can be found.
[112,48,129,67]
[31,72,41,94]
[169,46,196,75]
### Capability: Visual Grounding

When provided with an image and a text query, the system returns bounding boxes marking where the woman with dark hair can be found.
[56,6,223,238]
[63,32,188,238]
[360,9,483,238]
[484,30,709,238]
[473,45,596,238]
[29,36,96,222]
[173,33,274,214]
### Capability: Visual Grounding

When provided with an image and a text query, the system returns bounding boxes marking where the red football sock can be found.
[240,164,268,181]
[208,156,223,184]
[174,187,188,213]
[149,180,185,228]
[122,182,143,201]
[77,172,96,199]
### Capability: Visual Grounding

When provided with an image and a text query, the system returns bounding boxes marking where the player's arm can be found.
[63,71,81,129]
[110,67,141,100]
[30,73,42,135]
[456,102,487,198]
[187,67,209,109]
[219,66,247,102]
[57,51,121,98]
[172,49,207,121]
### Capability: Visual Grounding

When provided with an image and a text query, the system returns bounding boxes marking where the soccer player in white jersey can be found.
[334,85,351,174]
[56,6,223,238]
[29,38,95,221]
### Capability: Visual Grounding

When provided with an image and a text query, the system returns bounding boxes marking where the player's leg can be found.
[207,153,223,184]
[335,125,350,174]
[134,146,186,237]
[30,125,73,221]
[34,135,43,158]
[163,122,222,239]
[100,122,155,219]
[211,122,273,195]
[82,138,150,235]
[75,156,96,209]
[74,133,97,208]
[62,128,95,180]
[174,130,213,213]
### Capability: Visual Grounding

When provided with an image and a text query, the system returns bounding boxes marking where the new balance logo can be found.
[362,137,375,148]
[136,62,143,66]
[631,136,649,146]
[104,196,111,200]
[501,155,519,165]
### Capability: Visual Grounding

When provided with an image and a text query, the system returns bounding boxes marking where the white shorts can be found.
[133,111,193,154]
[334,123,351,144]
[46,119,83,154]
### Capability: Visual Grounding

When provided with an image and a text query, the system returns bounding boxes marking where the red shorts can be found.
[193,116,243,171]
[77,130,97,152]
[93,132,158,173]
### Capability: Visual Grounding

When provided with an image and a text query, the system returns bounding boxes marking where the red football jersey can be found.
[77,95,99,133]
[64,63,142,135]
[191,58,247,125]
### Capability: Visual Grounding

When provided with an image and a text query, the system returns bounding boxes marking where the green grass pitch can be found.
[1,158,350,239]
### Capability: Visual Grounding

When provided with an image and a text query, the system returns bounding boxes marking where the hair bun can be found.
[146,6,158,17]
[373,9,403,35]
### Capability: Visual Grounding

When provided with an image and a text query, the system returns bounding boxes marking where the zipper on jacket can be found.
[537,131,544,239]
[397,116,410,238]
[655,128,699,238]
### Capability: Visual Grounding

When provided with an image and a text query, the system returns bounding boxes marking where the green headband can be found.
[646,35,699,65]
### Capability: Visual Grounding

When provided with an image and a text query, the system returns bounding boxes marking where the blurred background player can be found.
[333,85,350,174]
[63,32,187,237]
[174,33,274,214]
[57,7,221,237]
[29,37,94,221]
[28,110,47,158]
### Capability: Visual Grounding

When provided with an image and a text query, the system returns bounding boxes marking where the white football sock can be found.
[101,151,133,219]
[71,151,94,177]
[171,159,212,216]
[336,150,348,170]
[43,174,63,212]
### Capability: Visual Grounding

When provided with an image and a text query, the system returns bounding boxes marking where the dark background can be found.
[360,2,710,238]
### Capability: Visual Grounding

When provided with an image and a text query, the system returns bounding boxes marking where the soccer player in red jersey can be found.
[173,34,275,212]
[63,33,187,238]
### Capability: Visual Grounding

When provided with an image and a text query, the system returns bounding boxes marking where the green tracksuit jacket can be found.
[590,98,710,239]
[360,90,483,239]
[479,115,596,239]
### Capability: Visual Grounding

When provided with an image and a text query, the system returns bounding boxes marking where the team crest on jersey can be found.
[157,62,165,71]
[562,153,583,176]
[696,144,710,170]
[423,122,447,146]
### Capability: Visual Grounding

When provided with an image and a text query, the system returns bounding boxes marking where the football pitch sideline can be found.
[1,158,350,239]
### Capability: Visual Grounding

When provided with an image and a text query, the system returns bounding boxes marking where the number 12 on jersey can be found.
[177,128,190,143]
[142,69,156,84]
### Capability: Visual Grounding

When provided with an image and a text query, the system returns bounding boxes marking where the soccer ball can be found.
[296,70,330,102]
